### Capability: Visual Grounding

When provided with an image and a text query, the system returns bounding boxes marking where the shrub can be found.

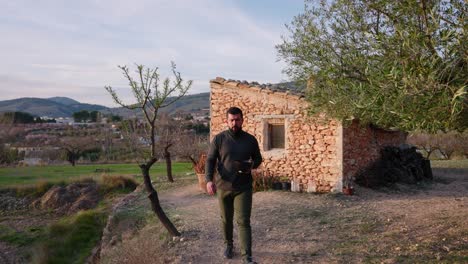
[32,209,107,264]
[190,154,206,174]
[15,180,65,198]
[76,177,97,184]
[252,169,280,192]
[101,175,137,194]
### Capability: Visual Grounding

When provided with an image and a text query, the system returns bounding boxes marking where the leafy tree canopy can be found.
[277,0,467,133]
[0,111,45,124]
[73,110,99,123]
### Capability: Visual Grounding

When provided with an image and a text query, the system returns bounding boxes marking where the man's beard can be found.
[229,125,242,134]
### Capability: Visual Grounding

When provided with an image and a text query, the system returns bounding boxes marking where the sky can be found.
[0,0,305,107]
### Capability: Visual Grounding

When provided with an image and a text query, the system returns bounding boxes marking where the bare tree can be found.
[176,131,209,168]
[155,114,185,182]
[60,136,95,166]
[99,127,114,161]
[408,131,468,160]
[436,132,463,160]
[105,63,192,237]
[0,120,27,165]
[407,133,439,159]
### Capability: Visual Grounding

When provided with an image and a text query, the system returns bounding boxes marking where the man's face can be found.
[226,113,243,133]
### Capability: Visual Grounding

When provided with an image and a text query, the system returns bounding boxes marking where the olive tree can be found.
[105,63,192,237]
[277,0,467,133]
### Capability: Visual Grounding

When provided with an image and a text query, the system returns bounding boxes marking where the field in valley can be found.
[0,162,193,188]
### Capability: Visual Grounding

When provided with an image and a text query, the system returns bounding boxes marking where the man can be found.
[206,107,262,264]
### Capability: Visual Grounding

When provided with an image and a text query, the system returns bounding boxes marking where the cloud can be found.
[0,0,302,105]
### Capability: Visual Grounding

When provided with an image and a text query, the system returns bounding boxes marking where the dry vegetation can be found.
[100,165,467,264]
[1,162,466,263]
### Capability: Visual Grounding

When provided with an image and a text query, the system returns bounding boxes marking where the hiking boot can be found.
[224,245,234,259]
[243,256,257,264]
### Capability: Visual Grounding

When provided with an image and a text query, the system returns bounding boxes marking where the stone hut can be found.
[209,77,407,193]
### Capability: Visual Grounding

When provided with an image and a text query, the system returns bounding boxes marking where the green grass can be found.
[0,162,193,188]
[32,209,108,264]
[0,225,45,246]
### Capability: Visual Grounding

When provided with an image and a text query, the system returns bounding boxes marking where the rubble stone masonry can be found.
[210,77,341,192]
[343,121,407,181]
[209,78,406,193]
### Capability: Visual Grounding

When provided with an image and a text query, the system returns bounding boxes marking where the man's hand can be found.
[206,181,216,195]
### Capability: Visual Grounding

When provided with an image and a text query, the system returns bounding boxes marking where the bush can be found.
[252,169,280,192]
[82,148,101,162]
[32,209,107,264]
[190,154,206,174]
[15,180,65,198]
[0,146,24,165]
[101,175,137,194]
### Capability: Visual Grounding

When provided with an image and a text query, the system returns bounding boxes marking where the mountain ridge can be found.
[0,93,210,118]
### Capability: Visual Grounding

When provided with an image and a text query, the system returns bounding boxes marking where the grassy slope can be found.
[0,169,198,264]
[0,162,193,188]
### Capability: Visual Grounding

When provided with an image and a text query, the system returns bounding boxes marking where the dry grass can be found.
[99,163,468,264]
[100,175,138,194]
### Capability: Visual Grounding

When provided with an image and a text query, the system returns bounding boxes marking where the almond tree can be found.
[155,114,184,182]
[176,131,209,169]
[407,133,439,159]
[60,136,94,166]
[105,63,192,237]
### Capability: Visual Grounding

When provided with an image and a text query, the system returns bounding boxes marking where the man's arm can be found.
[205,136,218,182]
[251,137,262,169]
[205,136,219,195]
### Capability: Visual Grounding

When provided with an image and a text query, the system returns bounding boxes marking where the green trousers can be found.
[217,188,253,259]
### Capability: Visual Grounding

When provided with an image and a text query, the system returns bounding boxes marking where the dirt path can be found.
[161,184,225,263]
[99,167,467,263]
[157,168,468,264]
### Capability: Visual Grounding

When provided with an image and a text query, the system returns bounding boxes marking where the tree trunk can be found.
[164,148,174,182]
[139,161,180,237]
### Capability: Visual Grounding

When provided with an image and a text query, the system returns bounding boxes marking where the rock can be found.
[110,236,118,246]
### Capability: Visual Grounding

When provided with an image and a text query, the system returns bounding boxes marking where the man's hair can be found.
[226,107,243,118]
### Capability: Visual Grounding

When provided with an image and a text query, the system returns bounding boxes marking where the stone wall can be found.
[210,77,341,192]
[343,120,407,181]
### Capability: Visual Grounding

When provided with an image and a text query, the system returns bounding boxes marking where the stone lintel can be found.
[254,114,295,120]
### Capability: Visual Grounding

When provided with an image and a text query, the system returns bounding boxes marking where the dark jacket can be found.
[205,129,262,191]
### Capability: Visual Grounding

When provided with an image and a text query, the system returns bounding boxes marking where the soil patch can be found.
[101,167,468,263]
[33,182,101,215]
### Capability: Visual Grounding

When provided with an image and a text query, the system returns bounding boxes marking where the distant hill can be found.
[101,92,210,118]
[0,93,210,118]
[0,97,109,118]
[47,97,80,105]
[161,92,210,113]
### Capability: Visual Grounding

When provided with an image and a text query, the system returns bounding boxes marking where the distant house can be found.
[209,77,406,193]
[55,117,74,125]
[21,158,45,166]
